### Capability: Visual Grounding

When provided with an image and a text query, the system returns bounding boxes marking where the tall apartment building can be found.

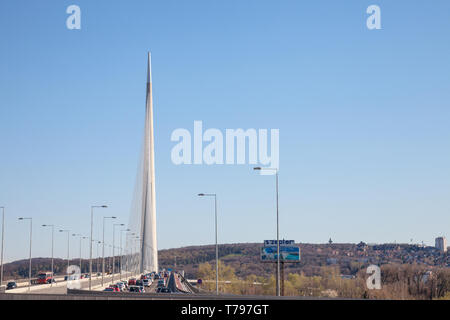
[435,237,447,252]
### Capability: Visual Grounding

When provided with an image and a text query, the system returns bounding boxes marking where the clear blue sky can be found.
[0,0,449,262]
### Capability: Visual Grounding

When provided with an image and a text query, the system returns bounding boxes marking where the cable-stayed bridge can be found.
[1,53,166,297]
[0,54,268,300]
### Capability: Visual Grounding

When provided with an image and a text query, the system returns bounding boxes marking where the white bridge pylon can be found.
[123,53,158,274]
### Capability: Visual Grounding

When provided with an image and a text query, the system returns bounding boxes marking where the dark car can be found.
[6,282,17,290]
[135,280,143,287]
[157,279,165,288]
[129,286,144,293]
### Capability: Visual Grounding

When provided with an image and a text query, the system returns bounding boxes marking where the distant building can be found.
[435,237,447,252]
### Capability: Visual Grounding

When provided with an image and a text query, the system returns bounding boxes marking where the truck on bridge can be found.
[37,272,54,284]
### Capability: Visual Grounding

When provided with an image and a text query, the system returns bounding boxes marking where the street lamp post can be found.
[112,223,124,284]
[120,229,130,281]
[73,234,87,273]
[135,236,140,277]
[198,193,219,295]
[96,240,102,275]
[18,217,32,292]
[72,234,81,269]
[0,207,5,287]
[131,239,135,277]
[42,225,54,287]
[59,229,70,276]
[89,205,107,290]
[108,244,114,276]
[105,244,111,275]
[130,236,138,277]
[95,240,101,274]
[111,245,114,275]
[254,167,280,297]
[102,216,116,286]
[126,232,135,277]
[129,240,134,277]
[80,237,87,272]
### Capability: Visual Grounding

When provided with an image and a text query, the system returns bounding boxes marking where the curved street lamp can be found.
[59,229,71,276]
[89,205,107,290]
[198,193,219,295]
[254,167,280,296]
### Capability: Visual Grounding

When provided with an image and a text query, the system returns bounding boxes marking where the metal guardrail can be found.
[65,289,330,300]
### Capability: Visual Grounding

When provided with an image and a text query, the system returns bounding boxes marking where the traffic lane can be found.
[10,271,136,291]
[9,276,66,290]
[22,273,132,294]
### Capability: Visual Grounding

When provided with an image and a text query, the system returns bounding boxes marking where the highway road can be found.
[6,272,137,294]
[3,270,199,297]
[0,271,337,300]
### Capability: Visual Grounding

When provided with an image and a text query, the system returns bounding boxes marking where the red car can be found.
[108,285,120,292]
[128,278,137,286]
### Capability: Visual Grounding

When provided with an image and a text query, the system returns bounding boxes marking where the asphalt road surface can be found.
[28,273,135,294]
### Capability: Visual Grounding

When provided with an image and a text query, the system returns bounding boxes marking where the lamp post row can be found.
[0,205,129,292]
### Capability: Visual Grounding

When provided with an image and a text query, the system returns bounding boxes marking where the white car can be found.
[142,279,151,287]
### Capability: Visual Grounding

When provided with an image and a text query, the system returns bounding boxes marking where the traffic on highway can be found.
[102,270,192,294]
